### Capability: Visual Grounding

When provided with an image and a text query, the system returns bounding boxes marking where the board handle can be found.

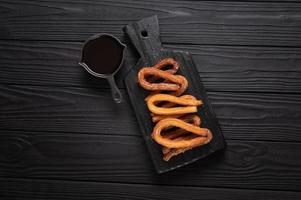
[124,15,162,65]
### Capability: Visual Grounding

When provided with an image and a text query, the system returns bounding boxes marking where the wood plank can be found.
[0,40,138,89]
[0,131,301,191]
[1,178,300,200]
[0,84,300,142]
[1,0,301,46]
[1,41,301,93]
[166,44,301,93]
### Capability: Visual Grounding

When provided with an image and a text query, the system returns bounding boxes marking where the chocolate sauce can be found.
[81,35,124,74]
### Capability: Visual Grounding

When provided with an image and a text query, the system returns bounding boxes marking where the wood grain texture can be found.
[0,40,139,89]
[1,40,301,93]
[1,0,301,197]
[1,178,300,200]
[0,84,301,142]
[1,0,301,46]
[0,130,301,191]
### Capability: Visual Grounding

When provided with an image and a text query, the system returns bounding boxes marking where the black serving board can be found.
[124,16,226,173]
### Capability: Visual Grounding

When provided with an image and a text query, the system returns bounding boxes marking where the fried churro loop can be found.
[144,74,188,101]
[148,58,179,82]
[137,57,213,161]
[162,114,201,139]
[163,134,199,161]
[162,114,201,161]
[152,118,212,149]
[142,58,187,107]
[153,58,179,72]
[138,68,183,91]
[151,95,198,122]
[147,94,202,115]
[169,75,188,97]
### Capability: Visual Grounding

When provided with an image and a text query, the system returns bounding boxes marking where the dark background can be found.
[0,0,301,199]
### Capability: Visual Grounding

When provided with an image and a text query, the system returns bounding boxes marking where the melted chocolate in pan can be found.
[81,35,124,75]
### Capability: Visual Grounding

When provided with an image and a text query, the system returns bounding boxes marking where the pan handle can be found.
[107,75,123,103]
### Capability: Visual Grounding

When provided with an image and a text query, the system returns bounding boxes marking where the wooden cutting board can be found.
[124,16,226,173]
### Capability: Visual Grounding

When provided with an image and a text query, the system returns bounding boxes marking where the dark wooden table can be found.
[1,0,301,199]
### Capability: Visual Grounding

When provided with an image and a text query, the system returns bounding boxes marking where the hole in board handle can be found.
[141,30,148,37]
